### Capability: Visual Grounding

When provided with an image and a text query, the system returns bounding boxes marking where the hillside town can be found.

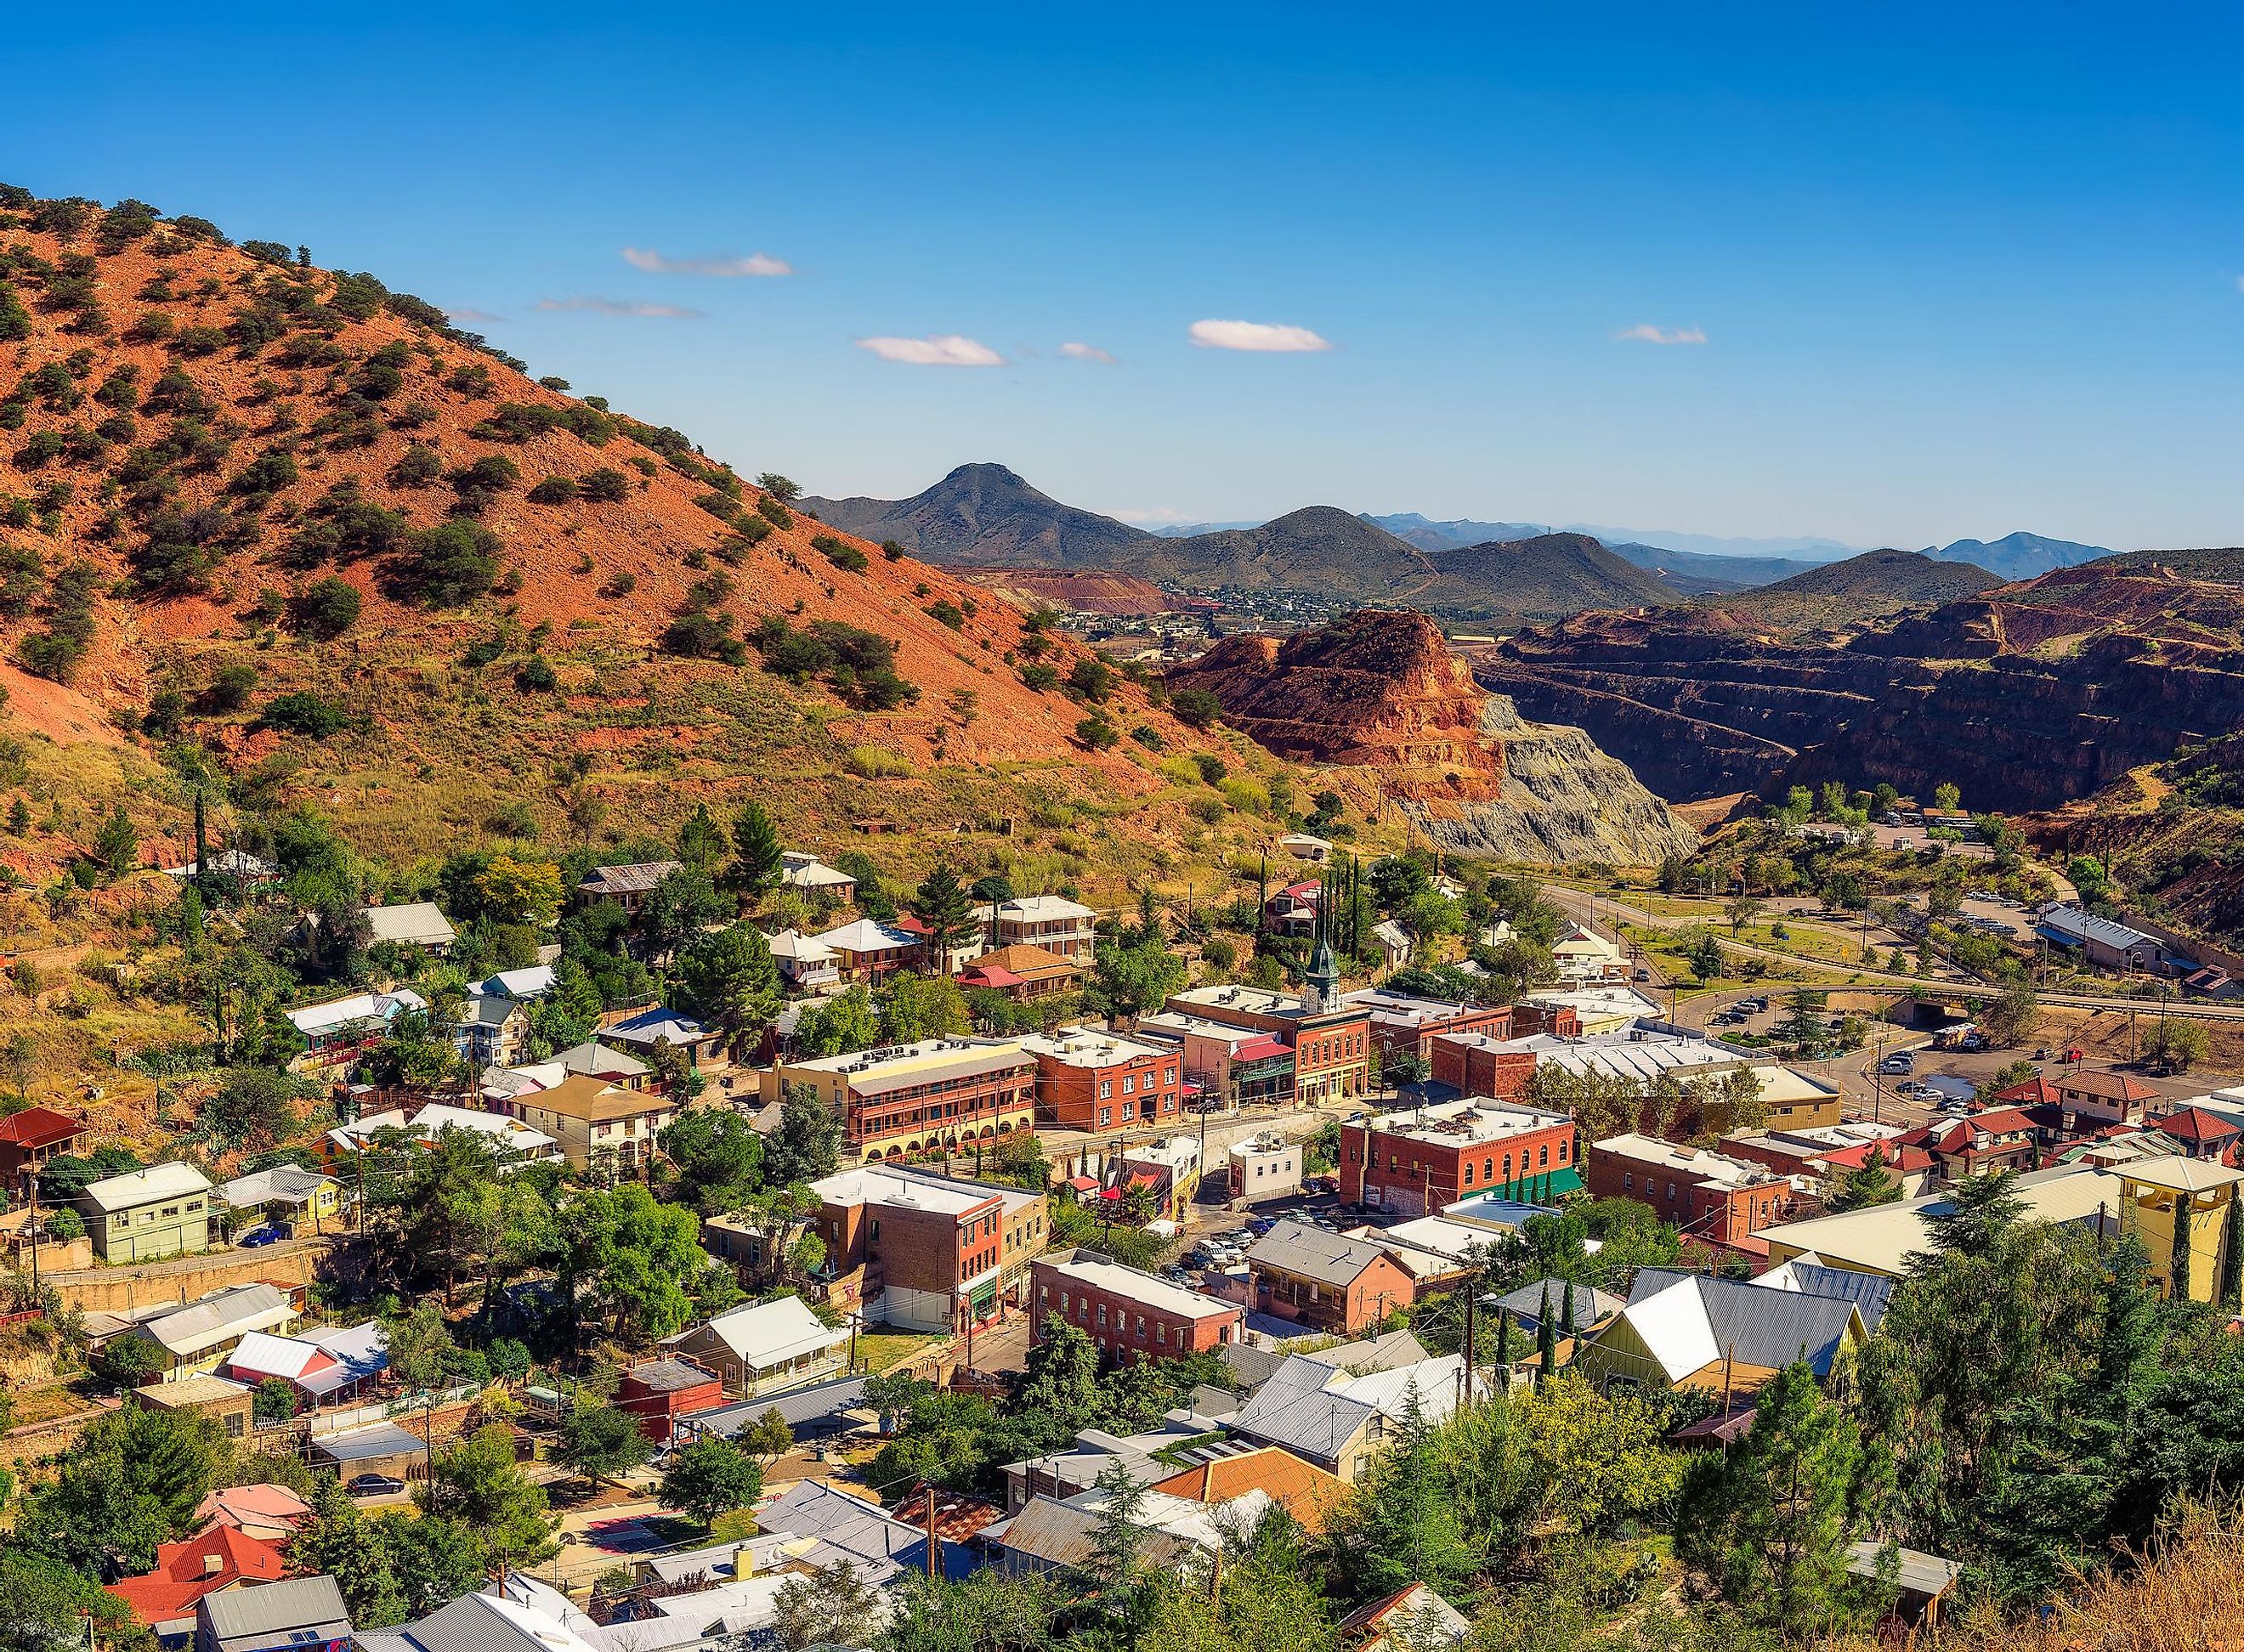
[8,784,2244,1652]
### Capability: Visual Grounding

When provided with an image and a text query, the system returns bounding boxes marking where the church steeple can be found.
[1304,866,1339,1013]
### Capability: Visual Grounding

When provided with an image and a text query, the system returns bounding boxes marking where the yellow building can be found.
[2116,1158,2244,1304]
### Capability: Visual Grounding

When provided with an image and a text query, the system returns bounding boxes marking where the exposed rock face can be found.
[1481,563,2244,810]
[1169,610,1699,865]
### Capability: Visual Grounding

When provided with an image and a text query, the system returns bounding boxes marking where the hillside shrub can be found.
[1018,662,1059,692]
[204,662,258,711]
[754,495,793,529]
[262,692,349,737]
[388,444,444,488]
[846,746,915,778]
[527,476,578,506]
[401,519,503,606]
[515,656,558,691]
[448,455,520,518]
[289,577,362,639]
[579,467,629,503]
[813,535,868,574]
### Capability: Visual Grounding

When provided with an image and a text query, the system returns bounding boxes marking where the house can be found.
[472,965,557,1001]
[2036,904,2189,974]
[2054,1068,2161,1132]
[1278,831,1333,863]
[755,1477,973,1583]
[811,1163,1047,1332]
[109,1525,290,1640]
[959,941,1084,1000]
[223,1321,387,1407]
[1488,1277,1624,1337]
[76,1161,216,1263]
[990,894,1097,959]
[1227,1349,1471,1482]
[1148,1443,1347,1534]
[1227,1133,1303,1203]
[575,859,684,914]
[1904,1107,2043,1181]
[1737,1065,1845,1132]
[1344,1098,1577,1214]
[768,1038,1036,1163]
[507,1073,681,1174]
[993,1490,1246,1579]
[191,1484,314,1542]
[1000,1413,1232,1512]
[1023,1028,1184,1133]
[616,1356,725,1443]
[307,1420,428,1484]
[218,1165,342,1232]
[677,1373,872,1447]
[767,928,842,992]
[1340,1584,1472,1652]
[128,1375,255,1442]
[104,1283,300,1383]
[596,1005,725,1067]
[1574,1267,1872,1395]
[1759,1165,2126,1278]
[1111,1134,1202,1223]
[326,1101,561,1166]
[162,849,278,883]
[1337,988,1515,1066]
[1164,982,1374,1108]
[481,1041,651,1106]
[808,916,923,982]
[1587,1134,1805,1254]
[1031,1247,1242,1361]
[1370,919,1412,971]
[660,1295,850,1396]
[456,993,534,1069]
[2116,1157,2244,1303]
[360,900,456,953]
[0,1105,81,1199]
[195,1575,353,1652]
[285,987,428,1070]
[1426,1031,1541,1104]
[355,1589,610,1652]
[780,850,858,902]
[1551,921,1626,983]
[2156,1105,2243,1163]
[1247,1220,1417,1335]
[1262,881,1323,937]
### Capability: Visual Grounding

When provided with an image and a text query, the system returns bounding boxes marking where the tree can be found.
[1724,893,1764,934]
[2223,1195,2242,1312]
[1933,781,1962,812]
[675,920,784,1055]
[1682,930,1725,983]
[774,1559,886,1649]
[564,1182,740,1341]
[292,575,363,638]
[405,518,503,606]
[742,1405,796,1462]
[200,1066,308,1151]
[473,854,564,925]
[660,1437,764,1528]
[1087,1454,1150,1588]
[729,801,785,899]
[1084,935,1186,1019]
[1535,1281,1557,1385]
[2173,1204,2194,1303]
[677,802,728,873]
[253,1378,300,1423]
[0,1549,137,1652]
[911,864,979,976]
[763,1086,843,1187]
[13,1404,231,1575]
[558,1404,653,1488]
[642,867,729,960]
[1679,1361,1886,1638]
[1980,984,2041,1048]
[878,971,970,1044]
[416,1423,557,1567]
[793,984,880,1057]
[660,1106,765,1214]
[1016,1315,1102,1432]
[1825,1146,1901,1214]
[92,804,138,880]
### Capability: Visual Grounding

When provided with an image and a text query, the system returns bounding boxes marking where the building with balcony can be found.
[1162,981,1373,1109]
[768,1038,1037,1162]
[990,895,1098,959]
[1344,1098,1577,1215]
[811,1163,1047,1332]
[507,1074,682,1174]
[1022,1028,1182,1134]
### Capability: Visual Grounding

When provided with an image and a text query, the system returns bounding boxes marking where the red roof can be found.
[107,1525,288,1627]
[0,1106,81,1151]
[1992,1076,2065,1107]
[1233,1034,1289,1062]
[2158,1106,2241,1145]
[2060,1070,2161,1104]
[961,965,1025,988]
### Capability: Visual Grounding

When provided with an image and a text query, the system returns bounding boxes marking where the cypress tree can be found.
[1493,1305,1515,1367]
[2222,1195,2242,1312]
[1560,1281,1578,1342]
[1535,1281,1557,1386]
[2173,1199,2195,1303]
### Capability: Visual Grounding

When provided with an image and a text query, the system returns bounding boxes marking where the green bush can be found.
[813,534,869,574]
[579,467,629,503]
[262,691,349,737]
[288,577,362,639]
[205,663,258,710]
[515,656,558,691]
[388,444,444,489]
[527,476,578,506]
[403,519,503,606]
[1018,662,1059,692]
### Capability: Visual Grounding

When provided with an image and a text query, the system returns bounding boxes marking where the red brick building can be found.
[1587,1134,1801,1251]
[1162,985,1374,1108]
[1021,1029,1183,1134]
[1337,990,1515,1066]
[767,1038,1037,1163]
[1344,1098,1577,1214]
[1245,1219,1417,1335]
[1031,1247,1242,1362]
[616,1356,725,1444]
[1427,1032,1539,1102]
[812,1164,1048,1334]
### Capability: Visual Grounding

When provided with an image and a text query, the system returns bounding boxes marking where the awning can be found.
[1234,1035,1288,1061]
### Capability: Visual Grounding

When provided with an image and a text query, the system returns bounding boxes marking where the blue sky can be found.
[12,2,2244,548]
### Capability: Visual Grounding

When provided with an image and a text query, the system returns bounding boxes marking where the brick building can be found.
[1427,1032,1539,1102]
[615,1356,725,1444]
[1337,990,1515,1066]
[1030,1247,1241,1362]
[1245,1219,1417,1335]
[1163,984,1373,1108]
[811,1163,1048,1332]
[1020,1028,1183,1134]
[767,1038,1037,1162]
[1587,1134,1803,1251]
[1344,1098,1577,1214]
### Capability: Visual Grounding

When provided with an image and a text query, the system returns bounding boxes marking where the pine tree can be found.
[728,801,785,899]
[1559,1281,1578,1343]
[92,804,138,880]
[676,803,728,874]
[910,864,978,977]
[191,786,209,893]
[1493,1305,1515,1367]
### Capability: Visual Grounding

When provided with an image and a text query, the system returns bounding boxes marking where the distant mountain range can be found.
[1705,548,2005,629]
[802,464,2120,620]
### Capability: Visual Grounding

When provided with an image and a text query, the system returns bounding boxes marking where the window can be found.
[1097,1304,1108,1328]
[1483,1158,1493,1180]
[1624,1174,1634,1191]
[1123,1074,1136,1095]
[1099,1080,1113,1099]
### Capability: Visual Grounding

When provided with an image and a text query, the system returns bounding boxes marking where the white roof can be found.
[1018,1027,1169,1069]
[133,1283,295,1356]
[1363,1097,1571,1150]
[669,1295,848,1367]
[475,966,556,999]
[781,854,857,891]
[996,895,1096,923]
[229,1330,329,1381]
[1375,1216,1502,1264]
[1595,1134,1783,1191]
[1612,1276,1724,1383]
[767,928,839,963]
[1525,985,1664,1021]
[1759,1166,2122,1277]
[79,1160,212,1212]
[809,917,920,954]
[1372,919,1411,951]
[220,1165,337,1208]
[162,850,276,879]
[287,987,426,1037]
[363,902,456,946]
[331,1104,557,1158]
[1043,1251,1238,1322]
[812,1165,995,1218]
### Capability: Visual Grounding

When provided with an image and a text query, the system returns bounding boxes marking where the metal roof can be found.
[134,1284,294,1357]
[197,1576,350,1646]
[682,1374,869,1435]
[77,1159,212,1213]
[1246,1220,1396,1288]
[309,1420,426,1462]
[577,860,684,895]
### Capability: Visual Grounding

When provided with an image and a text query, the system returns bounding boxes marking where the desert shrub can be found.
[881,539,905,561]
[1018,662,1059,692]
[448,454,520,517]
[579,467,629,503]
[401,519,503,606]
[262,691,349,737]
[527,475,578,506]
[289,577,362,639]
[925,599,965,630]
[205,662,258,710]
[515,656,558,691]
[754,495,793,529]
[1192,753,1227,785]
[388,443,444,489]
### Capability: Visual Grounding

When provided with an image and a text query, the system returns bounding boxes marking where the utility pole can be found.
[925,1485,939,1579]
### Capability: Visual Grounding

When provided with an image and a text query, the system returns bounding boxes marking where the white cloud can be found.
[1615,323,1708,345]
[443,306,505,325]
[622,246,792,278]
[1059,341,1116,364]
[854,334,1006,367]
[1188,318,1333,353]
[535,296,704,319]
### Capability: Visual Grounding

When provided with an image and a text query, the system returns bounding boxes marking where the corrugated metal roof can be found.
[198,1576,350,1644]
[1246,1220,1393,1288]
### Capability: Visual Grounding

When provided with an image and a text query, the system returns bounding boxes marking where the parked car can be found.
[237,1226,284,1248]
[1633,968,1652,982]
[347,1474,406,1498]
[1878,1055,1913,1075]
